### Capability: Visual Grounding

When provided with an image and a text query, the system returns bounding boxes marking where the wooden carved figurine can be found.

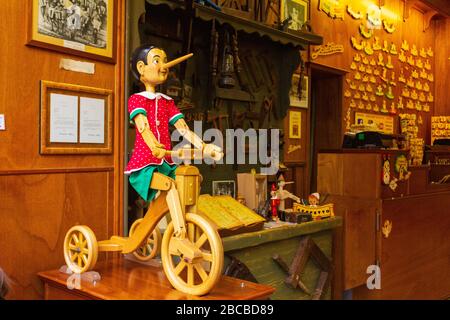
[63,46,225,296]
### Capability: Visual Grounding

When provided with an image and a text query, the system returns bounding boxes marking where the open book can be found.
[198,194,266,236]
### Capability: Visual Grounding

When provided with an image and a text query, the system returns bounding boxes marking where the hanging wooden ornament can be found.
[399,70,406,83]
[354,53,362,62]
[349,81,357,90]
[362,57,369,65]
[427,73,434,82]
[423,82,430,92]
[360,24,374,39]
[385,86,395,100]
[423,103,430,112]
[412,70,419,79]
[399,50,406,63]
[362,75,369,83]
[390,43,398,55]
[401,40,409,52]
[370,58,376,66]
[424,60,431,71]
[416,59,423,69]
[358,84,366,92]
[415,101,422,111]
[377,53,384,67]
[420,69,428,79]
[354,92,361,100]
[420,48,427,58]
[427,47,434,57]
[366,102,372,111]
[350,62,357,70]
[411,45,418,56]
[427,92,434,102]
[373,37,382,51]
[367,8,382,27]
[355,72,362,80]
[390,102,397,114]
[362,92,369,101]
[402,87,410,98]
[366,66,373,74]
[411,89,418,100]
[382,40,389,53]
[407,77,415,88]
[370,76,377,84]
[376,85,384,96]
[351,37,365,51]
[406,99,414,109]
[364,42,374,55]
[358,100,365,109]
[397,97,404,109]
[347,5,363,19]
[359,64,366,73]
[419,92,426,102]
[344,89,352,98]
[373,103,380,112]
[381,68,388,83]
[350,99,357,108]
[385,56,394,69]
[366,84,373,93]
[407,55,415,66]
[381,100,389,113]
[416,81,423,91]
[383,19,396,33]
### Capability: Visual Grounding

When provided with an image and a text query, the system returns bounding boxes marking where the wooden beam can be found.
[423,9,439,32]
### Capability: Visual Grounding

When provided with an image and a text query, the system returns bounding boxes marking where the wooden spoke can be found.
[72,233,79,244]
[174,261,187,276]
[188,223,196,242]
[82,248,89,254]
[71,253,78,262]
[82,254,88,265]
[194,264,209,282]
[202,252,213,262]
[77,255,82,267]
[195,233,208,248]
[187,264,194,286]
[69,244,78,250]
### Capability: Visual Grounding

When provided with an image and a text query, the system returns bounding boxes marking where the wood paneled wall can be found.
[309,0,449,141]
[434,18,450,116]
[0,1,125,299]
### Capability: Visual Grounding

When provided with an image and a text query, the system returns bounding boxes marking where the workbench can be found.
[222,217,343,300]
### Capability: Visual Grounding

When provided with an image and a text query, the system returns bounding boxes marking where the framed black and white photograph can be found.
[281,0,308,31]
[28,0,116,63]
[290,74,309,108]
[212,180,236,198]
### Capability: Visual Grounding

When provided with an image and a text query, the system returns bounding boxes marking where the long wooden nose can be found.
[162,53,193,69]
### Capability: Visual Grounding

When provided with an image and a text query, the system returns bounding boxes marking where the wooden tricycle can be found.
[63,147,224,296]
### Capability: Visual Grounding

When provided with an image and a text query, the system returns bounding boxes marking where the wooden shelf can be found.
[148,0,323,48]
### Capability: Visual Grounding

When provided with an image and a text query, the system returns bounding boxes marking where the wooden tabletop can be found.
[38,256,275,300]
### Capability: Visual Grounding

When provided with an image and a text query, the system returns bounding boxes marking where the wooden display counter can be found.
[318,149,450,299]
[222,217,343,300]
[38,257,275,300]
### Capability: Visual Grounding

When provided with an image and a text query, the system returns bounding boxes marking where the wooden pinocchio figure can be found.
[126,45,221,206]
[270,183,280,221]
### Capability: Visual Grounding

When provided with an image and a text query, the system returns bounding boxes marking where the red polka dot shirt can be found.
[125,92,184,175]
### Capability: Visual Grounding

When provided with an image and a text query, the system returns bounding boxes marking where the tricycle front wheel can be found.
[161,213,224,296]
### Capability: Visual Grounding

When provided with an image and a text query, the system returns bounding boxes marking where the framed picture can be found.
[40,80,113,154]
[290,74,309,108]
[28,0,116,63]
[281,0,308,31]
[212,180,236,198]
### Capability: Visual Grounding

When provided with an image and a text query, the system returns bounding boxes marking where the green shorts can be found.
[129,161,178,202]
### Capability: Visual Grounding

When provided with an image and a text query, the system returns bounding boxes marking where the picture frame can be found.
[290,74,309,108]
[40,80,113,154]
[212,180,236,199]
[28,0,116,63]
[281,0,308,31]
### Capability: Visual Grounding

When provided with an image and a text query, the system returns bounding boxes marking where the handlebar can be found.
[154,147,224,162]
